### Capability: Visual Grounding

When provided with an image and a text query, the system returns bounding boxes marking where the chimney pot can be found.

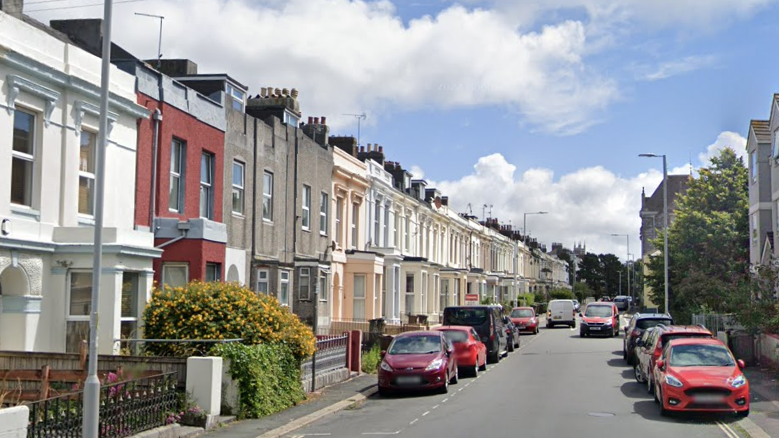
[308,116,313,124]
[314,117,319,125]
[260,87,267,97]
[321,116,326,125]
[378,145,383,153]
[274,88,281,97]
[267,86,273,97]
[282,88,289,96]
[291,88,299,98]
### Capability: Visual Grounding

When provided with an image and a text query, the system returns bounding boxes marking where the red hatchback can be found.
[378,331,458,395]
[510,307,539,335]
[653,337,749,417]
[434,326,487,376]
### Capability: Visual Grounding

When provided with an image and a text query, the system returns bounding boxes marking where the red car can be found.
[653,337,749,417]
[434,326,487,376]
[378,331,458,395]
[636,325,713,394]
[579,302,620,337]
[510,307,539,335]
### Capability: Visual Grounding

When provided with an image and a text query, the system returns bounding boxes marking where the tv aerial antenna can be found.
[344,112,367,147]
[134,12,165,68]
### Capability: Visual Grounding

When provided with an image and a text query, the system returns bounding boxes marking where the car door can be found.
[639,330,655,377]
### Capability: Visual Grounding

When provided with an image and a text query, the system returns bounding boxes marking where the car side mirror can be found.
[380,350,386,358]
[624,327,629,332]
[578,312,582,317]
[656,359,665,370]
[737,359,746,369]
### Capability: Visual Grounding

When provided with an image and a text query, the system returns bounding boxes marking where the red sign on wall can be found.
[465,293,480,303]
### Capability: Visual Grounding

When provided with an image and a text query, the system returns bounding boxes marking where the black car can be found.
[622,312,673,365]
[613,296,630,311]
[443,305,508,363]
[503,316,520,351]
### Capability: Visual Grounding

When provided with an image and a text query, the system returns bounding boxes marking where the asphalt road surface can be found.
[284,318,746,438]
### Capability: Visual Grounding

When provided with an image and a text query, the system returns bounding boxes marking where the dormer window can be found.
[226,83,245,111]
[284,111,300,127]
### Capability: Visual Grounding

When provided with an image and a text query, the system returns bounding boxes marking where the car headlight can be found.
[426,358,444,371]
[730,374,747,388]
[380,361,393,372]
[665,375,683,388]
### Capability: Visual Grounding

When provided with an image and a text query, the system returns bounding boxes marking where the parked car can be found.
[599,296,611,302]
[652,337,749,417]
[546,299,576,328]
[503,316,520,351]
[634,324,713,394]
[623,313,673,365]
[572,299,581,312]
[442,305,508,363]
[378,331,458,396]
[510,307,539,335]
[613,295,630,311]
[434,326,487,377]
[579,302,619,337]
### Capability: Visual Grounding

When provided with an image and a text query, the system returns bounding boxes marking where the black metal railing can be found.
[302,335,349,377]
[27,372,178,438]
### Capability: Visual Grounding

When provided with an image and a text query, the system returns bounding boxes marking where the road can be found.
[283,317,747,438]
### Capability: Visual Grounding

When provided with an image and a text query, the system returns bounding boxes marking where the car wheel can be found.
[534,327,539,335]
[450,366,458,384]
[659,388,669,416]
[479,357,487,371]
[736,409,750,418]
[634,365,645,383]
[378,387,388,397]
[472,364,479,377]
[579,331,585,338]
[488,350,500,364]
[647,376,654,395]
[571,321,576,329]
[440,372,450,394]
[623,349,627,360]
[508,340,515,352]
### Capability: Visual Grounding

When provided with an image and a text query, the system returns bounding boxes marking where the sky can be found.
[25,0,779,260]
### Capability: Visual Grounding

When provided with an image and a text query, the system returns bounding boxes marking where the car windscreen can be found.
[636,319,672,330]
[660,333,711,347]
[584,305,613,317]
[440,330,469,343]
[510,309,534,318]
[444,308,488,326]
[669,344,735,367]
[389,335,442,355]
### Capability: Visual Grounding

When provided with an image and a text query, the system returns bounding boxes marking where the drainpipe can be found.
[292,127,299,261]
[157,222,190,249]
[250,115,258,288]
[149,108,162,230]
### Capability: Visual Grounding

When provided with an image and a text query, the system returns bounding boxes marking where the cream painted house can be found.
[0,10,155,354]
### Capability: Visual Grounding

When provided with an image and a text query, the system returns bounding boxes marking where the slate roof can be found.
[751,119,771,145]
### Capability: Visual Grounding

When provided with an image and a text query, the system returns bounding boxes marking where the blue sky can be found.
[27,0,779,257]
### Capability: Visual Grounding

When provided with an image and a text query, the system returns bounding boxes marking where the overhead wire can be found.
[26,0,150,13]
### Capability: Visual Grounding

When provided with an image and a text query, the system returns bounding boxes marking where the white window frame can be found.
[226,83,245,112]
[354,274,366,320]
[351,203,359,249]
[200,152,214,219]
[162,263,189,287]
[299,267,311,300]
[78,130,97,216]
[335,197,343,247]
[169,139,185,213]
[774,130,779,160]
[751,150,758,183]
[66,270,92,353]
[232,161,245,215]
[320,192,328,235]
[302,185,311,230]
[257,269,269,294]
[279,270,290,306]
[11,108,36,208]
[263,171,273,221]
[120,272,140,344]
[319,274,328,302]
[405,273,414,315]
[374,202,381,245]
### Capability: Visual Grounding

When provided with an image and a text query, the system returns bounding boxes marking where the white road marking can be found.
[716,421,739,438]
[361,432,401,435]
[302,435,332,437]
[458,388,464,392]
[409,419,419,425]
[422,411,430,416]
[442,398,449,403]
[432,404,440,409]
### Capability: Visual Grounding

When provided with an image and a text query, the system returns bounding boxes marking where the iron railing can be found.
[27,372,178,438]
[692,313,740,334]
[302,335,349,377]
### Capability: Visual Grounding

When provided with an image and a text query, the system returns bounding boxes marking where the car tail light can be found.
[631,329,641,338]
[490,332,495,340]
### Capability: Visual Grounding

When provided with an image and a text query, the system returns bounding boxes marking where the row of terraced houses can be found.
[0,4,571,355]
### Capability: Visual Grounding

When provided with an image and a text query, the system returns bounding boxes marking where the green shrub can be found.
[211,343,304,419]
[142,281,315,359]
[549,289,575,300]
[517,293,535,306]
[362,345,381,374]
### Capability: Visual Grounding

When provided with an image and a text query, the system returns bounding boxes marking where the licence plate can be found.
[554,316,560,319]
[693,394,724,403]
[590,327,601,330]
[396,376,421,385]
[518,325,526,329]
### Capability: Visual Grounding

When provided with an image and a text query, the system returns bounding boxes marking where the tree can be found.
[573,282,594,302]
[577,253,603,294]
[599,254,624,295]
[549,288,575,300]
[646,148,748,322]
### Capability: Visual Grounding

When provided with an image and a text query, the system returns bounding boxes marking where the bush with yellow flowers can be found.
[142,281,315,359]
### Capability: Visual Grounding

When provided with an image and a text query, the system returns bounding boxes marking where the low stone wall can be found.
[130,424,181,438]
[301,367,351,393]
[756,333,779,368]
[0,406,29,438]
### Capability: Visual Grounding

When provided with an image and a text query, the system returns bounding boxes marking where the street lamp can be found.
[639,153,669,313]
[610,233,630,303]
[523,211,548,243]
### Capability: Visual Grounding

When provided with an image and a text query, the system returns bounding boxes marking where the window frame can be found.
[11,108,36,208]
[161,263,189,287]
[120,272,140,345]
[319,274,328,302]
[279,270,290,306]
[66,270,92,353]
[256,269,269,294]
[354,274,366,320]
[205,262,221,282]
[301,185,311,230]
[405,273,415,315]
[299,267,311,300]
[199,152,214,219]
[263,171,273,222]
[78,130,97,216]
[319,192,328,236]
[169,139,186,213]
[751,150,758,183]
[232,161,245,215]
[351,203,359,249]
[335,197,344,247]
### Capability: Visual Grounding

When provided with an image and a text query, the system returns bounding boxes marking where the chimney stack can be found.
[321,116,326,125]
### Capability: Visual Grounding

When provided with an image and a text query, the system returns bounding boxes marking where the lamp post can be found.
[523,211,548,242]
[610,233,630,302]
[639,153,669,313]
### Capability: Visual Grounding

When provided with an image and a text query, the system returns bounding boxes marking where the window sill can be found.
[302,228,311,233]
[231,212,245,219]
[10,205,41,221]
[78,215,95,226]
[320,232,328,237]
[262,219,274,225]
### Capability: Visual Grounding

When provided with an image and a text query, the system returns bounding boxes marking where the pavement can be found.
[200,373,378,438]
[742,366,779,438]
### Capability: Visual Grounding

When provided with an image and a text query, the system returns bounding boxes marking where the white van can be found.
[546,299,576,328]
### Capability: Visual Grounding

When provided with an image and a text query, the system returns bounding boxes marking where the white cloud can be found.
[698,131,747,165]
[28,0,617,135]
[639,55,718,81]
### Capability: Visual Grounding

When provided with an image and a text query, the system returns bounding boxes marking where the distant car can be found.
[579,302,619,337]
[434,326,487,377]
[653,337,749,417]
[599,296,611,302]
[503,316,520,351]
[635,324,713,394]
[613,296,630,311]
[623,313,673,365]
[378,331,459,395]
[510,307,539,335]
[572,299,581,312]
[547,299,576,328]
